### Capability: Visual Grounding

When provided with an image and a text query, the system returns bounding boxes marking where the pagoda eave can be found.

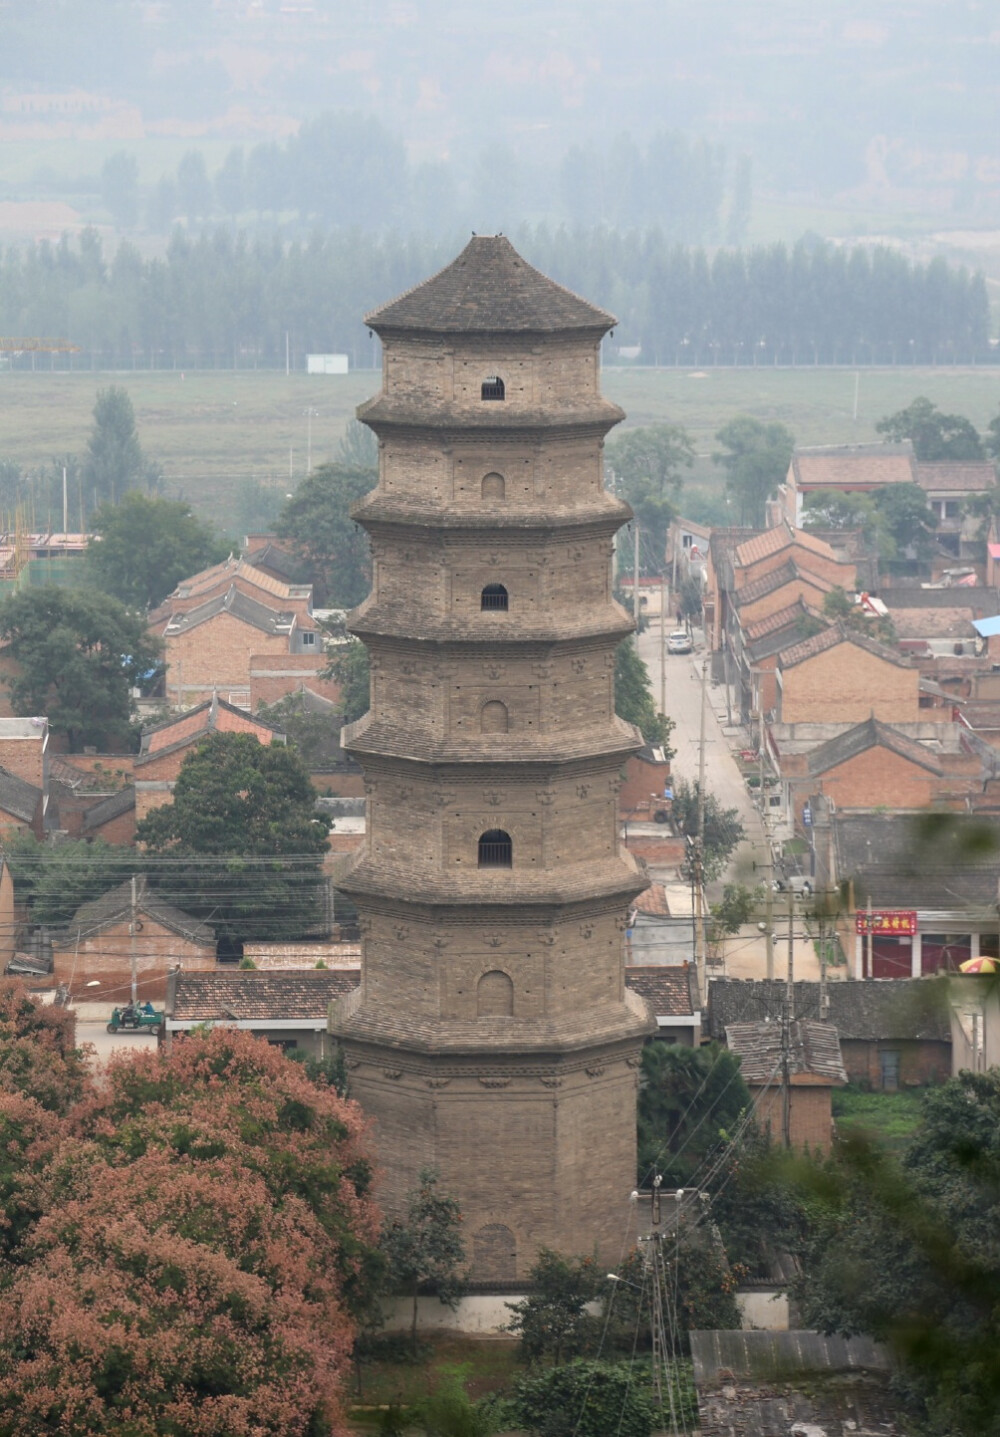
[357,397,625,437]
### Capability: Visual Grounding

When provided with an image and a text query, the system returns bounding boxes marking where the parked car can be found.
[666,629,693,654]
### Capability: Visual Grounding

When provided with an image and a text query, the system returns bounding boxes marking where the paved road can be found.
[634,613,829,982]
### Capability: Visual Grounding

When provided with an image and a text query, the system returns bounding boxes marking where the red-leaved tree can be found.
[0,1027,380,1436]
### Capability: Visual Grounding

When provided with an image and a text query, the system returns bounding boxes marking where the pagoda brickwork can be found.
[330,238,655,1281]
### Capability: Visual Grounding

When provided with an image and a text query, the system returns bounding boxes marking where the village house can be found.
[623,963,701,1044]
[773,624,919,724]
[133,696,285,822]
[163,968,362,1056]
[775,442,917,527]
[52,877,217,1004]
[708,978,953,1090]
[0,767,44,838]
[725,1017,847,1152]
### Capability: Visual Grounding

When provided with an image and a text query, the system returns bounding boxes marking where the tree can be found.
[876,396,985,461]
[0,587,162,751]
[257,690,341,770]
[505,1360,659,1437]
[100,151,139,229]
[614,638,675,750]
[985,408,1000,463]
[0,978,88,1114]
[670,778,744,881]
[324,637,370,724]
[637,1042,750,1186]
[709,882,764,954]
[3,834,136,928]
[0,1025,380,1436]
[87,491,229,610]
[713,417,795,527]
[136,732,330,945]
[82,386,149,509]
[873,481,936,566]
[606,425,694,566]
[277,464,376,607]
[383,1168,465,1353]
[797,1069,1000,1435]
[504,1249,600,1365]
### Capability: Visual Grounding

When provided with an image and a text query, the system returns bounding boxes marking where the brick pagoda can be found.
[330,236,655,1281]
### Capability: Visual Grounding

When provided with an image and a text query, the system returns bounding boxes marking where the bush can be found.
[510,1361,656,1437]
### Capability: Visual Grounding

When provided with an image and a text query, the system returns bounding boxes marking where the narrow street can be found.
[634,606,827,982]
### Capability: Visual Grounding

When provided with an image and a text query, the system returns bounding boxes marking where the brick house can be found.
[249,652,341,709]
[52,877,217,1004]
[776,443,916,527]
[163,968,362,1055]
[80,786,137,845]
[624,963,701,1044]
[154,585,324,709]
[725,1018,847,1152]
[149,555,314,626]
[709,978,952,1090]
[775,624,919,724]
[0,716,47,792]
[134,696,285,822]
[915,460,997,558]
[619,743,672,821]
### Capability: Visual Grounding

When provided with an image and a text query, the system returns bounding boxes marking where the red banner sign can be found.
[855,910,917,936]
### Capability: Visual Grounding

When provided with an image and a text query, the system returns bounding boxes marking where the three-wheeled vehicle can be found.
[106,1003,163,1035]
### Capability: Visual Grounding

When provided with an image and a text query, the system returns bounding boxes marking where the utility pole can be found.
[648,1174,664,1411]
[632,521,641,626]
[781,886,794,1147]
[129,874,138,1007]
[62,466,68,535]
[659,571,667,721]
[694,657,708,992]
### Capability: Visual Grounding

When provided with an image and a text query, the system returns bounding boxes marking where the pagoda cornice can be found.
[357,394,624,437]
[349,606,635,646]
[352,494,631,533]
[341,715,640,768]
[338,854,646,909]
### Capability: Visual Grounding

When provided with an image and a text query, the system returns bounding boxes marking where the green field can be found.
[832,1085,926,1154]
[1,365,997,533]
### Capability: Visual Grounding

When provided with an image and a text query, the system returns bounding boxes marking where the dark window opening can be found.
[478,829,512,867]
[481,375,505,401]
[481,583,508,612]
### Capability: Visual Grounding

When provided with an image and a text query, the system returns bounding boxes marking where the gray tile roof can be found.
[806,716,943,778]
[0,766,41,824]
[168,968,361,1022]
[161,585,295,638]
[725,1017,848,1084]
[835,812,1000,910]
[81,786,136,832]
[625,964,700,1017]
[732,560,834,611]
[365,235,616,334]
[56,877,215,946]
[691,1329,891,1385]
[707,978,952,1043]
[778,620,908,671]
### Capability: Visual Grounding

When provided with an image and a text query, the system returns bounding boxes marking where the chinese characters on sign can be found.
[855,910,917,936]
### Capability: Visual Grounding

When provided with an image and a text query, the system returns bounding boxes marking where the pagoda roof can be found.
[365,235,616,336]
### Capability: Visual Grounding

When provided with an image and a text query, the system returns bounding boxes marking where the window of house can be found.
[477,969,514,1017]
[478,829,512,867]
[301,631,316,646]
[481,700,509,733]
[482,472,506,500]
[481,583,509,612]
[481,374,505,401]
[944,500,960,519]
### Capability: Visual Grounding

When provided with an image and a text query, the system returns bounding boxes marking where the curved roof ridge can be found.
[365,235,617,335]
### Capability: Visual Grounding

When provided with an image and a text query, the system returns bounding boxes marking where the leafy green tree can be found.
[637,1042,750,1185]
[797,1069,1000,1435]
[876,396,985,461]
[985,408,1000,463]
[257,689,341,770]
[670,777,745,881]
[822,586,898,645]
[710,882,763,942]
[277,463,376,607]
[614,638,675,750]
[504,1360,659,1437]
[136,732,330,945]
[713,416,795,527]
[873,481,936,566]
[324,637,370,725]
[606,425,694,566]
[504,1249,600,1365]
[81,386,150,509]
[0,587,162,751]
[3,834,135,928]
[87,491,228,610]
[383,1168,466,1353]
